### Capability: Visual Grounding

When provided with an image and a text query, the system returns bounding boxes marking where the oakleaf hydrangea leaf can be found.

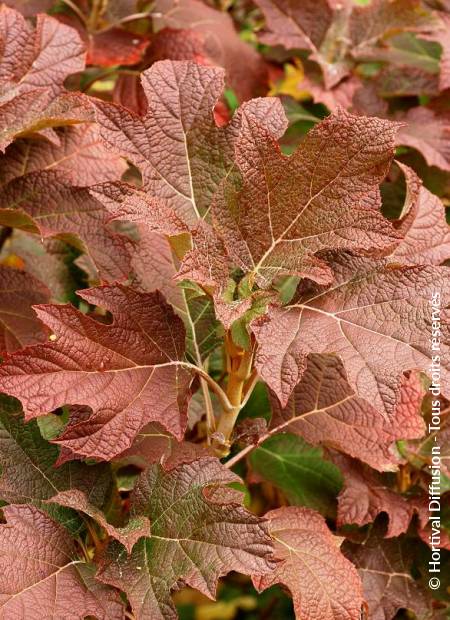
[332,452,419,538]
[253,506,364,620]
[343,528,432,620]
[269,354,425,471]
[96,457,275,620]
[0,170,132,283]
[0,265,51,354]
[94,60,287,226]
[392,163,450,265]
[0,125,127,187]
[253,253,450,413]
[0,504,125,619]
[0,394,113,529]
[397,106,450,172]
[212,109,402,290]
[0,6,90,150]
[47,489,150,554]
[0,284,193,460]
[153,0,268,101]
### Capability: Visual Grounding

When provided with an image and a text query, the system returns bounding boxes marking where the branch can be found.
[181,362,234,414]
[240,369,259,410]
[225,416,297,469]
[96,11,159,34]
[214,346,254,444]
[200,375,216,444]
[60,0,88,25]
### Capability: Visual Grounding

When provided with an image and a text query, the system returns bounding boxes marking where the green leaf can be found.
[249,433,342,516]
[0,394,112,532]
[239,382,271,423]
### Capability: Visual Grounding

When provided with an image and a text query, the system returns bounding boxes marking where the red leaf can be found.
[0,504,125,619]
[94,60,286,227]
[333,453,417,537]
[253,253,450,412]
[269,355,425,471]
[0,170,132,282]
[154,0,268,101]
[48,489,150,554]
[392,162,450,264]
[0,125,127,186]
[343,528,432,620]
[0,265,51,354]
[0,394,113,510]
[253,506,364,620]
[212,109,401,290]
[97,457,275,619]
[0,6,89,150]
[0,284,193,460]
[87,28,149,68]
[397,105,450,171]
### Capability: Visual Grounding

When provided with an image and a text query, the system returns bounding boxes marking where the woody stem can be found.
[213,336,254,456]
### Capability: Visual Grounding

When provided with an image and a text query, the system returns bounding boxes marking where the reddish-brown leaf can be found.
[114,421,211,469]
[0,170,132,282]
[0,504,125,619]
[0,6,90,150]
[349,0,437,58]
[332,453,417,537]
[87,28,149,68]
[269,355,425,471]
[392,163,450,264]
[255,0,350,89]
[0,394,112,513]
[212,109,401,291]
[397,105,450,171]
[0,125,127,186]
[48,489,150,554]
[253,506,364,620]
[148,27,209,66]
[253,253,450,412]
[0,284,193,460]
[0,231,77,302]
[97,457,275,620]
[343,529,432,620]
[153,0,268,101]
[0,265,51,354]
[94,60,287,226]
[0,6,84,98]
[3,0,53,16]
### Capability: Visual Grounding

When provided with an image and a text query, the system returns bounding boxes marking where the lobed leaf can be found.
[153,0,268,101]
[253,506,364,620]
[47,489,150,554]
[94,60,287,226]
[332,452,419,537]
[212,109,402,290]
[268,354,426,471]
[0,6,90,150]
[0,284,193,460]
[391,163,450,264]
[0,125,127,187]
[253,253,450,414]
[0,504,125,619]
[0,394,113,528]
[97,457,275,619]
[249,433,342,516]
[0,265,51,354]
[343,528,432,620]
[397,105,450,172]
[0,170,132,282]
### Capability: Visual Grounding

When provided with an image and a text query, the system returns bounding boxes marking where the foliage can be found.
[0,1,449,619]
